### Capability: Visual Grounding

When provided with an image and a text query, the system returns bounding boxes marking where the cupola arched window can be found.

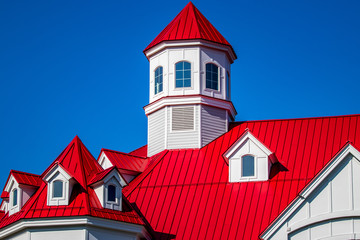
[53,180,63,198]
[155,66,163,94]
[12,189,17,207]
[108,185,116,202]
[206,63,219,90]
[175,61,191,88]
[242,155,255,177]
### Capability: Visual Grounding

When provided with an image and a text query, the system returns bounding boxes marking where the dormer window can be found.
[44,164,73,206]
[224,130,276,182]
[175,61,191,88]
[206,63,219,90]
[242,155,255,177]
[53,180,63,198]
[107,185,116,202]
[155,66,163,94]
[90,167,127,211]
[12,189,18,207]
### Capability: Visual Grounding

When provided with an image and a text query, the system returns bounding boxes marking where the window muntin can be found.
[206,63,219,90]
[242,155,255,177]
[175,61,191,88]
[108,185,116,202]
[53,180,63,198]
[12,189,17,206]
[155,66,163,94]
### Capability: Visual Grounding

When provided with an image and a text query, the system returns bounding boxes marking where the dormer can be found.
[2,170,41,216]
[43,164,74,206]
[89,167,127,211]
[224,130,276,182]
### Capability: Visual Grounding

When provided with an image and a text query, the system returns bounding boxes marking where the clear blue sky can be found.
[0,0,359,186]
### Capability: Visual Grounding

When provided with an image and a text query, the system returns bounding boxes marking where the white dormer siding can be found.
[91,169,127,211]
[43,164,74,206]
[98,151,113,170]
[145,42,236,157]
[224,131,274,183]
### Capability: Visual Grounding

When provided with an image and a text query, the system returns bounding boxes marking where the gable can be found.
[262,144,360,239]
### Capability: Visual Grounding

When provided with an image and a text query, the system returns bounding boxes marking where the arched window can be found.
[155,66,163,94]
[206,63,219,90]
[242,155,255,177]
[175,61,191,88]
[53,180,63,198]
[108,185,116,202]
[12,189,18,206]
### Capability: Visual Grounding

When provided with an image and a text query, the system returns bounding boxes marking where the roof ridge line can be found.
[101,148,147,159]
[10,170,40,177]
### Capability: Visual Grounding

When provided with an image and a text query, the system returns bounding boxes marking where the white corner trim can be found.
[260,143,360,240]
[43,164,71,182]
[223,130,272,162]
[0,216,147,239]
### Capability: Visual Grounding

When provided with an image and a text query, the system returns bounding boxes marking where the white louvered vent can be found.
[172,106,194,131]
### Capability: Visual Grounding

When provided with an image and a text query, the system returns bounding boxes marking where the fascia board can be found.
[43,164,72,182]
[103,169,127,187]
[0,216,145,239]
[144,40,236,63]
[260,143,359,240]
[4,176,17,193]
[223,130,272,163]
[144,95,236,118]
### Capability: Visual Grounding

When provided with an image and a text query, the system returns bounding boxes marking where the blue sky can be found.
[0,0,359,186]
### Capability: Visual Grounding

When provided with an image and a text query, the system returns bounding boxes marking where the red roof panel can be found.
[124,114,360,240]
[0,136,144,229]
[144,2,233,53]
[102,149,149,173]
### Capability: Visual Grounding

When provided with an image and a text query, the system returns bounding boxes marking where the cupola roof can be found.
[144,2,235,55]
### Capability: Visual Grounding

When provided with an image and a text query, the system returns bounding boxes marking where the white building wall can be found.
[149,46,231,103]
[88,227,138,240]
[201,105,227,146]
[148,107,166,156]
[268,154,360,240]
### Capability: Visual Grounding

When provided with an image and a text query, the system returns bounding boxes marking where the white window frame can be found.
[154,66,164,95]
[174,61,192,89]
[44,164,73,206]
[241,154,256,178]
[204,62,220,92]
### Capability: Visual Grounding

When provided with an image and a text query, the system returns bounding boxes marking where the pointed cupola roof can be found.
[144,2,235,56]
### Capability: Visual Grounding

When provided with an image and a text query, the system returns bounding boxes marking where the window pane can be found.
[155,67,163,94]
[242,155,255,177]
[176,80,183,88]
[184,79,191,87]
[175,62,191,88]
[13,189,17,206]
[205,63,218,90]
[53,180,63,198]
[175,62,183,70]
[184,62,191,70]
[108,185,116,202]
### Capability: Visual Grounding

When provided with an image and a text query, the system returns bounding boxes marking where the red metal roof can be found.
[0,192,9,199]
[129,145,147,158]
[0,136,144,229]
[11,170,41,187]
[102,149,149,173]
[144,2,233,53]
[88,166,117,185]
[123,114,360,240]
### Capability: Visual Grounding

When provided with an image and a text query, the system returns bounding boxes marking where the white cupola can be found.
[144,2,237,156]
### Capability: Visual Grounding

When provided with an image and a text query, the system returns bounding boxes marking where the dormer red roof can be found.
[144,2,234,53]
[0,136,144,229]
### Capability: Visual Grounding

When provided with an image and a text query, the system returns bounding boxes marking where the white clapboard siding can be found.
[167,105,199,149]
[269,153,360,240]
[148,108,165,156]
[201,105,227,146]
